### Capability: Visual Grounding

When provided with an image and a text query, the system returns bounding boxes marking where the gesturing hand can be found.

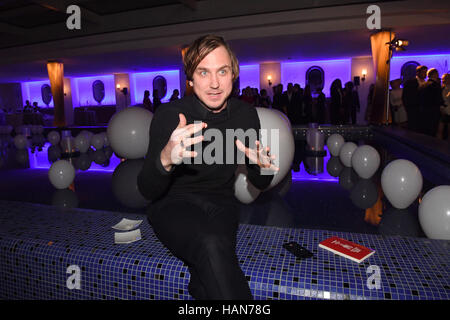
[235,139,279,173]
[160,113,207,171]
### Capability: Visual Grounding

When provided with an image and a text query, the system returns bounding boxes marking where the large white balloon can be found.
[381,159,423,209]
[47,130,60,146]
[107,107,153,159]
[255,107,295,190]
[418,185,450,240]
[14,134,28,149]
[48,160,76,189]
[339,142,357,167]
[351,145,380,179]
[326,134,345,157]
[234,164,261,204]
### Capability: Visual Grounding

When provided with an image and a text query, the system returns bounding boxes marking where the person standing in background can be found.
[402,65,427,133]
[389,79,407,127]
[330,79,343,124]
[153,89,162,113]
[437,72,450,140]
[143,90,153,112]
[418,68,445,137]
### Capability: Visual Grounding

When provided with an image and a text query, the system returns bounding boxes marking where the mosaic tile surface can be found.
[0,200,448,300]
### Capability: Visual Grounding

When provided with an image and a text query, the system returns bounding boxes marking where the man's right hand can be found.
[160,113,207,172]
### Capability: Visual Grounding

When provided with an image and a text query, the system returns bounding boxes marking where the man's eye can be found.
[219,70,227,75]
[200,71,207,76]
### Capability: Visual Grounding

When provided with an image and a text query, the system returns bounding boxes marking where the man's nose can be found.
[209,73,219,89]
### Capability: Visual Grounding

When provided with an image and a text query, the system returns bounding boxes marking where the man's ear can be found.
[189,81,193,87]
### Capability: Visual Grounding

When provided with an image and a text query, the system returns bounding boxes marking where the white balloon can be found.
[74,133,90,153]
[255,107,295,190]
[91,133,105,150]
[381,159,423,209]
[79,130,93,145]
[418,185,450,240]
[339,142,357,167]
[47,130,60,146]
[107,107,153,159]
[351,145,380,179]
[48,160,75,189]
[14,134,28,149]
[234,165,261,204]
[326,134,345,157]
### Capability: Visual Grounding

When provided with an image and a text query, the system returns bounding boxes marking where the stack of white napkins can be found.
[112,218,143,244]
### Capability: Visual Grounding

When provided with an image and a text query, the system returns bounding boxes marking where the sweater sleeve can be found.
[137,107,179,202]
[245,108,275,190]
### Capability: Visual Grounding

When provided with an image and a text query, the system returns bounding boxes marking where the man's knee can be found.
[193,233,236,262]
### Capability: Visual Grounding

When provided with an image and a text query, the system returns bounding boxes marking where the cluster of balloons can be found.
[327,133,380,179]
[327,133,449,240]
[47,129,113,190]
[12,125,45,149]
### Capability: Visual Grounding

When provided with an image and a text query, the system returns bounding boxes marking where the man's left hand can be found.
[235,139,279,173]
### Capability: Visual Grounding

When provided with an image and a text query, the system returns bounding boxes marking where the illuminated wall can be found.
[281,59,352,97]
[21,80,53,107]
[72,75,116,107]
[239,64,260,91]
[390,53,450,81]
[130,70,180,105]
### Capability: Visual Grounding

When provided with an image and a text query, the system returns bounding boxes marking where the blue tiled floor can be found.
[0,200,448,300]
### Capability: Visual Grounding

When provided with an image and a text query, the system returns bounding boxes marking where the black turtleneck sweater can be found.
[137,94,274,202]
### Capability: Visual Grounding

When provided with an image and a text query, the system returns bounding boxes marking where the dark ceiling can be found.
[0,0,448,82]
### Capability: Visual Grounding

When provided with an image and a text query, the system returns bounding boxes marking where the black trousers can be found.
[147,192,253,300]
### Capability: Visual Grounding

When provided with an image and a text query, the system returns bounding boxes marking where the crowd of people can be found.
[139,68,449,141]
[387,65,449,140]
[235,81,360,126]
